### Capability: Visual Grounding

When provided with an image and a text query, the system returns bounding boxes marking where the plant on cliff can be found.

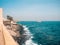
[7,15,13,21]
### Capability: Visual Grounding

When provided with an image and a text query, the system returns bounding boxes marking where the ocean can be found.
[17,21,60,45]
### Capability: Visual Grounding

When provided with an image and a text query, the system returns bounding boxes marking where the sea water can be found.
[17,21,60,45]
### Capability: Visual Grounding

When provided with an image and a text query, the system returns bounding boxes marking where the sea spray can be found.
[23,25,38,45]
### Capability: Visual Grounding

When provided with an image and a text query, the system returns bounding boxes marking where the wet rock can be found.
[3,20,27,45]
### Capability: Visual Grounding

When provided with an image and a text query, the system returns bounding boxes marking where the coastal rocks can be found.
[3,16,26,45]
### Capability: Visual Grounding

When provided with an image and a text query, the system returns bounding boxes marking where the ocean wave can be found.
[23,25,39,45]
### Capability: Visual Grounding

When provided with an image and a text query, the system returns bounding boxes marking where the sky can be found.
[0,0,60,21]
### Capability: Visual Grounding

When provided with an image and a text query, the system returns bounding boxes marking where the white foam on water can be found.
[23,25,38,45]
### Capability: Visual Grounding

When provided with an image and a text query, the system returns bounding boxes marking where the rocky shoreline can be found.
[3,16,27,45]
[0,8,28,45]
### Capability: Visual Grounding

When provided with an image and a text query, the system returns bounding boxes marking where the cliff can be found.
[0,8,19,45]
[0,8,27,45]
[2,9,26,45]
[3,20,25,45]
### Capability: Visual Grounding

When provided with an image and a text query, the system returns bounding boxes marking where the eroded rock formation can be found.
[3,16,26,45]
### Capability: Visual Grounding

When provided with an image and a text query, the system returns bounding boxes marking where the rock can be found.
[0,8,19,45]
[3,18,26,45]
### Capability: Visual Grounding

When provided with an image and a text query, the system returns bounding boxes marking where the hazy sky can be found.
[0,0,60,21]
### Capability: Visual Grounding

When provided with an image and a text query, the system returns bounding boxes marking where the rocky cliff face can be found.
[3,20,26,45]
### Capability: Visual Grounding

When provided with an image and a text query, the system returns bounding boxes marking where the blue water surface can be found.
[17,21,60,45]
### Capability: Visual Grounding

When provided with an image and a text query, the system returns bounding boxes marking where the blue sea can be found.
[17,21,60,45]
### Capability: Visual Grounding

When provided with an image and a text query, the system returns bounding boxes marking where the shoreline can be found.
[0,8,27,45]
